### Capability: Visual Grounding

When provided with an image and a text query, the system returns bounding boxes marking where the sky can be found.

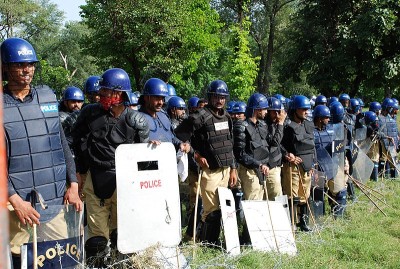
[50,0,86,23]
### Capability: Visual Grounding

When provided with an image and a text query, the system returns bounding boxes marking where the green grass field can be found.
[180,180,400,269]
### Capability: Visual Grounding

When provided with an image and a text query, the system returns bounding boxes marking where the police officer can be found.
[84,75,101,104]
[233,93,269,201]
[72,68,150,265]
[59,86,85,149]
[167,96,187,130]
[127,92,139,110]
[231,101,246,122]
[328,101,349,217]
[378,98,398,178]
[364,111,381,181]
[139,78,190,152]
[313,105,332,217]
[369,101,382,116]
[2,37,82,268]
[265,97,286,200]
[281,95,315,232]
[188,96,200,113]
[315,95,327,106]
[175,80,238,245]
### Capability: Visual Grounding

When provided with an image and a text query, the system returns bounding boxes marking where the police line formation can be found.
[3,37,399,268]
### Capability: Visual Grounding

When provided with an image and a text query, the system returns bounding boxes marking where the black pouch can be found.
[90,167,116,199]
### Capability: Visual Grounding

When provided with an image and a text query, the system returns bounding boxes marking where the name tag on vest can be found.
[214,121,229,131]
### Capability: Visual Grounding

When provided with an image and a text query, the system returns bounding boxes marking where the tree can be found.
[280,0,400,100]
[81,0,221,94]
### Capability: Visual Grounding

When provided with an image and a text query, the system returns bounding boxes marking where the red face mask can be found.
[99,95,124,110]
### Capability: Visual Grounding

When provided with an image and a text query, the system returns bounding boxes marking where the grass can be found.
[179,180,400,269]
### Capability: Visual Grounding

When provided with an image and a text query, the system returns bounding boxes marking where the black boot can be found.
[385,162,391,178]
[85,236,108,268]
[390,158,398,178]
[347,181,356,201]
[297,204,312,232]
[199,210,222,246]
[332,189,347,218]
[371,162,378,182]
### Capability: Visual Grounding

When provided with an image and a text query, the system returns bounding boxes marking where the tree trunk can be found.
[263,2,278,95]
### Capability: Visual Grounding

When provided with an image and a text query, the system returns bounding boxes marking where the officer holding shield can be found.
[1,37,82,268]
[72,68,150,265]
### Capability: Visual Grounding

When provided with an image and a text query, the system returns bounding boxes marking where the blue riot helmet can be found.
[84,76,100,94]
[166,84,177,96]
[99,68,132,92]
[246,93,268,118]
[392,98,399,110]
[339,93,351,108]
[357,98,365,108]
[188,96,200,110]
[273,94,286,106]
[313,105,330,118]
[330,101,345,123]
[350,98,361,114]
[1,37,39,64]
[364,111,378,126]
[382,97,395,113]
[232,101,247,114]
[327,96,339,107]
[226,100,236,114]
[167,96,186,110]
[291,95,311,110]
[143,78,169,97]
[267,97,283,110]
[339,93,350,102]
[208,80,229,96]
[315,95,327,106]
[63,86,84,101]
[369,101,381,113]
[128,92,139,106]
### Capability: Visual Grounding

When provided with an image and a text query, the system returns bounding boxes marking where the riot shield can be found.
[315,146,335,180]
[354,126,367,142]
[351,143,375,183]
[358,137,373,154]
[330,123,347,193]
[310,170,326,221]
[21,204,84,269]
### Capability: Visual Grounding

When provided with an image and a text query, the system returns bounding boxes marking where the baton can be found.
[31,190,38,269]
[193,169,203,245]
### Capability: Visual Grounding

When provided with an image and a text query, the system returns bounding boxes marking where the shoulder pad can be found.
[233,120,247,133]
[126,110,150,142]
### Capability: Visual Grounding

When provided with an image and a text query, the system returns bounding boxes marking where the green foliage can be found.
[33,59,69,98]
[225,22,259,101]
[81,0,222,93]
[280,0,400,101]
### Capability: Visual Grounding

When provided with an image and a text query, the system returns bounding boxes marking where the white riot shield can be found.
[217,187,240,256]
[116,143,181,254]
[241,201,297,256]
[351,143,375,183]
[21,204,84,269]
[330,123,346,193]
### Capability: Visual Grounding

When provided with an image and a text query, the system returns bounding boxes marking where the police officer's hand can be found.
[277,109,287,125]
[180,142,191,153]
[9,194,40,226]
[149,140,161,146]
[260,164,269,175]
[194,152,209,169]
[229,168,238,187]
[64,182,83,212]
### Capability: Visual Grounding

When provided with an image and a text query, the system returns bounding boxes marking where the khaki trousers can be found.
[281,163,311,204]
[83,171,117,240]
[9,204,67,255]
[265,166,283,200]
[239,165,264,200]
[200,167,230,222]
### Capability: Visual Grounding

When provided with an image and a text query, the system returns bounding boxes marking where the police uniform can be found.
[281,118,315,230]
[265,118,284,200]
[378,113,398,178]
[175,105,236,244]
[233,118,269,200]
[4,86,77,255]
